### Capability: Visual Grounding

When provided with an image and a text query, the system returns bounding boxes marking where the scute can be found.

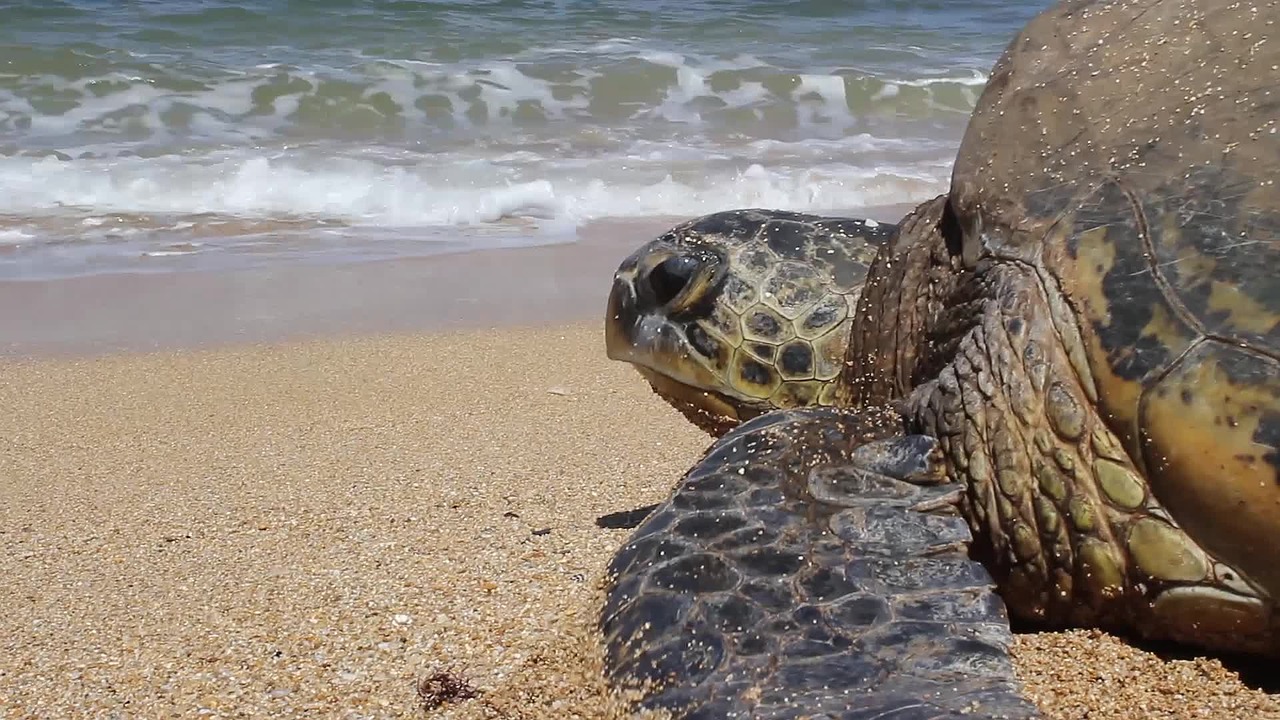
[1141,166,1280,352]
[761,261,824,319]
[796,295,847,340]
[776,341,814,381]
[1139,340,1280,597]
[1061,181,1201,448]
[680,208,788,242]
[730,350,782,399]
[764,219,825,260]
[953,1,1280,240]
[742,306,794,344]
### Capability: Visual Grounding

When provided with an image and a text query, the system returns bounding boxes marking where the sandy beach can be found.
[1,228,1278,719]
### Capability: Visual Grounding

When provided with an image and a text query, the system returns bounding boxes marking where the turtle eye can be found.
[646,254,702,308]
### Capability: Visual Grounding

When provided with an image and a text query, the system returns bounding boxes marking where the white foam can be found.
[872,84,901,100]
[893,70,989,87]
[0,47,988,148]
[0,147,949,232]
[0,229,35,245]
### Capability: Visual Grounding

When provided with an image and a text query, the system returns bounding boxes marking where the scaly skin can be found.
[607,208,894,434]
[876,203,1278,653]
[939,0,1280,647]
[607,197,1279,660]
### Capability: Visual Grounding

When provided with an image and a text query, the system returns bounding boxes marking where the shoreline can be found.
[0,205,917,359]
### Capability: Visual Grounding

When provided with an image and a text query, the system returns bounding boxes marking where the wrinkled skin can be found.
[601,1,1280,717]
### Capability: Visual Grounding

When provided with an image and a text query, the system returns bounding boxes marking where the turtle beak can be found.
[605,245,672,363]
[605,244,655,363]
[604,243,749,436]
[604,268,639,362]
[605,243,720,363]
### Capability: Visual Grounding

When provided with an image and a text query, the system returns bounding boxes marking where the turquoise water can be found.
[0,0,1048,279]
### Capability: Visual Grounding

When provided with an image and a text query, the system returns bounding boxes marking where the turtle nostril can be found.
[646,255,701,308]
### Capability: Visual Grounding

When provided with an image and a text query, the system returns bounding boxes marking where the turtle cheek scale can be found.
[723,253,859,411]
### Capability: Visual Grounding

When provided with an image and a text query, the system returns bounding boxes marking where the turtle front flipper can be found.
[600,406,1040,719]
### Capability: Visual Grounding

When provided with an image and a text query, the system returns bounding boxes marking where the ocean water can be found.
[0,0,1047,279]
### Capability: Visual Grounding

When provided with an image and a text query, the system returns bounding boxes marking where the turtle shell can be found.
[948,0,1280,597]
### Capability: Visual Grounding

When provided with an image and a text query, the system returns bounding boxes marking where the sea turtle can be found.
[598,0,1280,717]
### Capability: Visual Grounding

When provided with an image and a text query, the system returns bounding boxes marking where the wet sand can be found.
[1,212,1277,719]
[0,207,915,358]
[0,214,692,357]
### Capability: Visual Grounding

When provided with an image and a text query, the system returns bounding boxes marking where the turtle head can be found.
[605,210,886,436]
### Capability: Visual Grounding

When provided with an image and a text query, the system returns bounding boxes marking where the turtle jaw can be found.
[632,367,751,437]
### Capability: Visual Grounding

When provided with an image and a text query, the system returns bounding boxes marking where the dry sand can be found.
[1,323,1277,719]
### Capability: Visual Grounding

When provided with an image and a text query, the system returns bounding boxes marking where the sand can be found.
[0,325,690,719]
[0,322,1275,719]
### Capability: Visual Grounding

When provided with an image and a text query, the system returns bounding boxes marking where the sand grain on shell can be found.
[1,323,1275,719]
